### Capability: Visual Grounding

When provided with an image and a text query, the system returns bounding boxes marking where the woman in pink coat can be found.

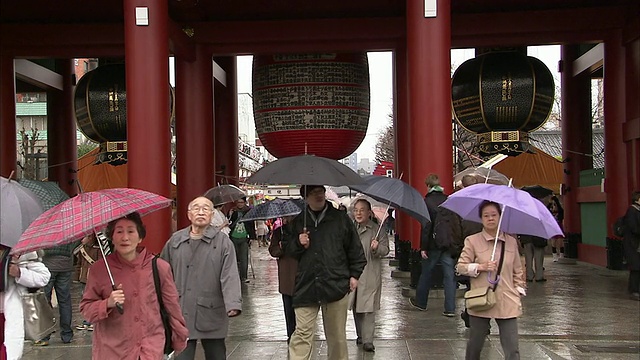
[456,201,526,360]
[80,212,188,360]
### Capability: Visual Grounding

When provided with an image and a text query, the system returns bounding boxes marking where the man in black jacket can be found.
[286,185,367,360]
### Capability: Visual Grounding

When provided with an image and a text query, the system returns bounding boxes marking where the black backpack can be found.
[613,204,640,237]
[432,207,457,250]
[613,216,626,238]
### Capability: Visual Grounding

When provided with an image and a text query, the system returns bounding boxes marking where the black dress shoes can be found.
[363,343,375,352]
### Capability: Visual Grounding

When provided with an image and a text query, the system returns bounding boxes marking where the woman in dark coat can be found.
[623,191,640,301]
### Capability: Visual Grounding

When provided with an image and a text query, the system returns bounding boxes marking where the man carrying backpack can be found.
[409,174,459,317]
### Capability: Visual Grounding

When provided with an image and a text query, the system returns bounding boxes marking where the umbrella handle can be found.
[112,284,124,314]
[487,273,500,285]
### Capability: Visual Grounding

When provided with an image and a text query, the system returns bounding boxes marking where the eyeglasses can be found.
[189,206,213,213]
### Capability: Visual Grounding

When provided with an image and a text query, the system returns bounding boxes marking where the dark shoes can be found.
[535,278,548,282]
[356,338,362,345]
[461,310,470,328]
[409,298,427,311]
[442,311,456,317]
[363,343,375,352]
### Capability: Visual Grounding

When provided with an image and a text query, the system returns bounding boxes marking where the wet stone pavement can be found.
[22,238,640,359]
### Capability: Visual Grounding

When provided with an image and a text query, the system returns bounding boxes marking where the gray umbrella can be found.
[246,155,364,186]
[0,176,44,247]
[349,175,430,225]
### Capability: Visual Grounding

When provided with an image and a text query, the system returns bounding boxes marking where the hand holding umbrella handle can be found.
[111,284,124,314]
[299,228,310,249]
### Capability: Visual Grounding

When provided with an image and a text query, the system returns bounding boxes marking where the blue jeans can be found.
[43,271,74,342]
[415,249,456,313]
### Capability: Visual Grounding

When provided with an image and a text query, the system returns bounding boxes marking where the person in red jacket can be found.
[80,212,188,359]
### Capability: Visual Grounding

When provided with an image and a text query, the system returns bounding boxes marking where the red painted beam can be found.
[452,7,623,40]
[0,6,629,57]
[576,185,607,203]
[191,17,405,45]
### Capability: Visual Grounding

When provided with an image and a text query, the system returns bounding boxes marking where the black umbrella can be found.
[349,175,430,226]
[520,185,554,199]
[246,155,365,186]
[203,185,246,206]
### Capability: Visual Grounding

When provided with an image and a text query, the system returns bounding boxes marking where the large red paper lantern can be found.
[252,53,370,160]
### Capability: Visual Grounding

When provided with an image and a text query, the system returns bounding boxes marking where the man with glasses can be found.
[161,196,242,360]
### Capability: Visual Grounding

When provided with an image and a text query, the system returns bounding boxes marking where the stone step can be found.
[388,258,399,267]
[390,270,411,278]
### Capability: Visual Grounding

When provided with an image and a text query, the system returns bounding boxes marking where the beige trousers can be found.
[288,294,349,360]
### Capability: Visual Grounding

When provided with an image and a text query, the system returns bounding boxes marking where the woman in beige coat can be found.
[349,199,389,352]
[456,201,526,360]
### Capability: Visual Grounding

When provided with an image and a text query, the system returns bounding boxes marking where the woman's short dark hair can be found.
[478,200,502,218]
[105,211,146,239]
[631,191,640,204]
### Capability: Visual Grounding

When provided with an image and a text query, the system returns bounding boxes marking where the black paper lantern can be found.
[452,51,554,156]
[74,64,174,165]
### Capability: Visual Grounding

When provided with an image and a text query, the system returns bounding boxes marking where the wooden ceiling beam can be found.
[0,6,628,57]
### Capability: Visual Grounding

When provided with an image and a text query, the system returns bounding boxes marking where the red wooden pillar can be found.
[406,0,452,249]
[175,45,215,230]
[560,45,592,234]
[603,30,628,234]
[123,0,171,253]
[47,59,78,197]
[213,56,239,186]
[393,44,413,243]
[0,54,16,178]
[624,36,640,192]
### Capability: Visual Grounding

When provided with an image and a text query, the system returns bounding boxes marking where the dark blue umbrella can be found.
[349,175,430,225]
[240,199,303,222]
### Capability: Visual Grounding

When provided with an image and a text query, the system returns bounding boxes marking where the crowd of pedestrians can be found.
[4,177,638,360]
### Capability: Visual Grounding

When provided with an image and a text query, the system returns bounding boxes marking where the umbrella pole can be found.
[490,179,513,261]
[96,231,124,314]
[373,172,404,240]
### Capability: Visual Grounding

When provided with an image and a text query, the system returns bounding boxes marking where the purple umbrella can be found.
[440,183,563,259]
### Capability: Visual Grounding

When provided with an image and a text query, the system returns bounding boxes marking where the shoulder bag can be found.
[464,240,506,312]
[152,256,173,356]
[22,287,56,341]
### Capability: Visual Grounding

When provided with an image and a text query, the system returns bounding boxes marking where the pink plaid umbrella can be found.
[11,188,172,255]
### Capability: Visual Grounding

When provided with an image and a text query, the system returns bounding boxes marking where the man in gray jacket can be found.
[161,196,242,360]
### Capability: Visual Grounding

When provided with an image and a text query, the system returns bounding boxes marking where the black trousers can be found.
[629,270,640,294]
[176,338,227,360]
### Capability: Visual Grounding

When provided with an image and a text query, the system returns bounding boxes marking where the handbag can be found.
[152,256,173,356]
[22,288,56,341]
[464,240,506,312]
